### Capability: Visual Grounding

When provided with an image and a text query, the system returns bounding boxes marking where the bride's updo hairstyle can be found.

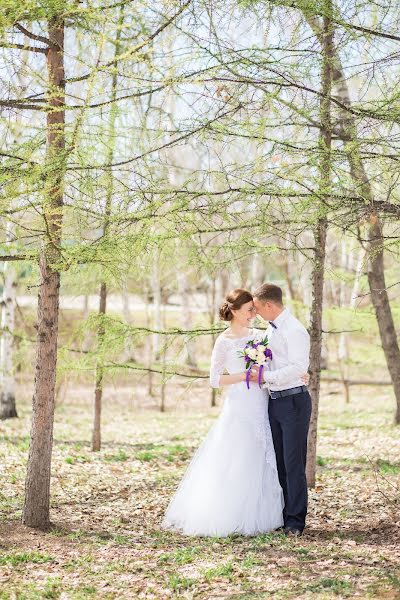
[219,288,253,322]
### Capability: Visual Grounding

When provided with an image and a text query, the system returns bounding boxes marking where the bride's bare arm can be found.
[218,373,247,386]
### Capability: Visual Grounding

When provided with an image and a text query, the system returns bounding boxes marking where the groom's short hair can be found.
[254,283,283,305]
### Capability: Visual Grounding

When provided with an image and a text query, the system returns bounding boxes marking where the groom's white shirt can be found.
[263,308,310,392]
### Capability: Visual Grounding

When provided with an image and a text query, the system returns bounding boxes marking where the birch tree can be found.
[0,222,17,420]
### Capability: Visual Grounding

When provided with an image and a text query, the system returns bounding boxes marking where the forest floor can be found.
[0,378,399,599]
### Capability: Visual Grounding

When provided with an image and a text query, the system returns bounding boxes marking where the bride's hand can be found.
[249,366,260,383]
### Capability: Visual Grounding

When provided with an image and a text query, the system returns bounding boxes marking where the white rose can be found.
[247,348,258,360]
[257,344,267,352]
[256,351,267,364]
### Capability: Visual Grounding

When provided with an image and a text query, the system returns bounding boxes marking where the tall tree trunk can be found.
[306,2,333,487]
[91,7,124,450]
[145,288,154,396]
[0,221,17,419]
[337,246,364,403]
[160,347,167,413]
[92,282,106,451]
[306,11,400,425]
[82,294,91,352]
[251,253,261,291]
[0,40,30,420]
[207,274,223,408]
[23,19,65,529]
[209,276,217,407]
[307,221,328,487]
[177,272,197,367]
[345,131,400,424]
[160,304,167,412]
[337,238,350,402]
[281,239,302,314]
[366,217,400,423]
[152,249,162,361]
[121,287,132,361]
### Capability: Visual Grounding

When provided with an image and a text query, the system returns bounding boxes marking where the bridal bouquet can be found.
[238,334,273,389]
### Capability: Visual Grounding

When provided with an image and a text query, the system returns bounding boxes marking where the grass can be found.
[241,553,261,568]
[168,573,196,591]
[65,454,91,464]
[386,573,400,589]
[165,444,190,462]
[42,577,63,599]
[0,381,399,599]
[203,561,235,581]
[135,449,156,461]
[377,459,400,475]
[104,448,129,462]
[0,551,53,566]
[306,576,354,595]
[159,546,201,564]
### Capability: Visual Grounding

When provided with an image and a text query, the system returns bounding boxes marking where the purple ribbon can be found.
[246,364,264,389]
[258,364,264,388]
[246,367,251,389]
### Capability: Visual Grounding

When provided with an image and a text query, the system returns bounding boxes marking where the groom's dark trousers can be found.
[268,389,312,531]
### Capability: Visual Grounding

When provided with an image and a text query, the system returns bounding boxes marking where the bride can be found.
[162,288,285,537]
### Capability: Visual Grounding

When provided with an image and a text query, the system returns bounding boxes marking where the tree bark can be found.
[152,249,162,361]
[306,1,333,488]
[82,294,91,352]
[23,19,65,529]
[307,220,328,488]
[145,288,154,396]
[367,217,400,424]
[160,304,167,412]
[209,276,217,407]
[0,221,17,419]
[92,282,106,452]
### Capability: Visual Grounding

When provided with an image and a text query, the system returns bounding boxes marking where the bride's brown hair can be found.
[219,288,253,322]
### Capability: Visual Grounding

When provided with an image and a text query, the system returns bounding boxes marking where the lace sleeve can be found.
[209,337,227,389]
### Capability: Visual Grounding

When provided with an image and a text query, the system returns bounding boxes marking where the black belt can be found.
[269,385,308,399]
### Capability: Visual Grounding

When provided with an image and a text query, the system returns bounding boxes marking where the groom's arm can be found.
[263,328,310,387]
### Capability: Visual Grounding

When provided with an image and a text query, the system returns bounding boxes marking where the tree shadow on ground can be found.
[305,523,399,545]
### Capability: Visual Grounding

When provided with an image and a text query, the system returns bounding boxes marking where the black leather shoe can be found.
[284,527,303,537]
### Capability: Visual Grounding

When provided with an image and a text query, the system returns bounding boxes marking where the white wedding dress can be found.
[162,328,284,537]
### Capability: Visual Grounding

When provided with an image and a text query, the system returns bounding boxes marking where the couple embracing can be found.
[162,284,312,538]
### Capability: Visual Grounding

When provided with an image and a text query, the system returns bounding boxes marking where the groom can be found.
[251,283,311,537]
